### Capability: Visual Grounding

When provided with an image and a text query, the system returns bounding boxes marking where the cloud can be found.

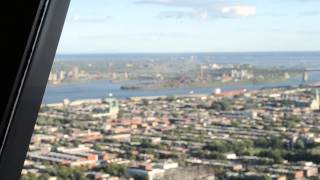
[300,11,320,16]
[69,15,111,23]
[221,5,256,17]
[135,0,256,19]
[159,10,209,20]
[158,6,256,20]
[135,0,217,7]
[141,32,190,39]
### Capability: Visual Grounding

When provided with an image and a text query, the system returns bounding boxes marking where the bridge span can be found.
[303,69,320,82]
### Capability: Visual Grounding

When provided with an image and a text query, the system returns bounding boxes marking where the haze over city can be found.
[57,0,320,53]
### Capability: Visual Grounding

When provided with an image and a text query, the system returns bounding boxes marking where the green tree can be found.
[21,173,38,180]
[102,163,127,177]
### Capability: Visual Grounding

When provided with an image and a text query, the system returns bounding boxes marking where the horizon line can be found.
[56,50,320,56]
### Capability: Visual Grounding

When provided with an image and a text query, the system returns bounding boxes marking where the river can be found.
[42,71,320,104]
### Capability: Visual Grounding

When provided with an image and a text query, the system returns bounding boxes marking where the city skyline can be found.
[57,0,320,54]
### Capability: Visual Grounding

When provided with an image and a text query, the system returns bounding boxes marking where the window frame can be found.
[0,0,70,179]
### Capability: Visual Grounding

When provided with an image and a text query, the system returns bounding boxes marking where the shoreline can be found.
[47,74,300,89]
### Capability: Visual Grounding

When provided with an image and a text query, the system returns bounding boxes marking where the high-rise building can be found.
[73,66,79,79]
[59,70,66,80]
[310,89,320,110]
[200,65,205,81]
[112,72,117,80]
[106,98,119,117]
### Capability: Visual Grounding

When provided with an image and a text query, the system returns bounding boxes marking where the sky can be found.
[56,0,320,54]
